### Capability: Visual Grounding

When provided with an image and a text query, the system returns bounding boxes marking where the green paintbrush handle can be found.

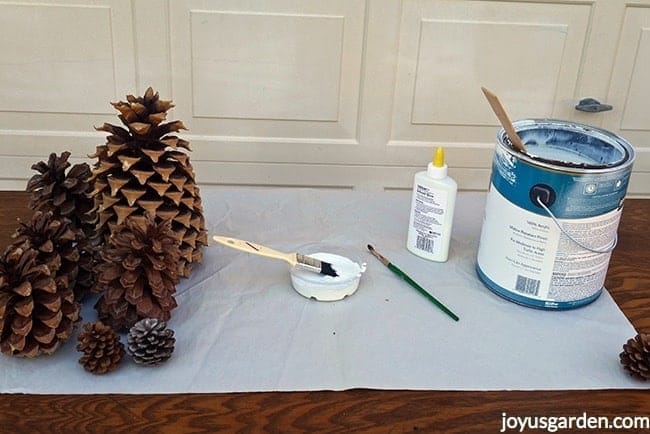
[387,263,460,322]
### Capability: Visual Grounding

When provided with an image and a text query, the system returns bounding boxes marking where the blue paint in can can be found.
[476,119,635,309]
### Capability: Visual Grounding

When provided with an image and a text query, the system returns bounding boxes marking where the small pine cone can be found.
[127,318,175,366]
[77,321,124,374]
[620,333,650,381]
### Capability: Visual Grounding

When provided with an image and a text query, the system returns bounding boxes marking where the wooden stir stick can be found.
[481,86,527,153]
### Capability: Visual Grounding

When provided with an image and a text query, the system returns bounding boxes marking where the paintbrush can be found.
[367,245,459,321]
[481,86,527,154]
[213,235,339,277]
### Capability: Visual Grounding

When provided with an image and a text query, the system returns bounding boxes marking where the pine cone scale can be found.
[13,281,32,297]
[33,324,56,343]
[38,309,63,329]
[11,315,32,335]
[13,297,34,316]
[33,277,56,294]
[37,293,62,312]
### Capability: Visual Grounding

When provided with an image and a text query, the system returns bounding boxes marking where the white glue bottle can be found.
[406,146,457,262]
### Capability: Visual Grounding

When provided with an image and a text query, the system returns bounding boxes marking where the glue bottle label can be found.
[407,183,448,256]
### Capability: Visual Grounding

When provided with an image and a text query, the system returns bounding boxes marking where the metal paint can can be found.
[476,119,635,309]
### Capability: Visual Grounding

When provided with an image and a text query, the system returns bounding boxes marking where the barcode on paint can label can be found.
[416,236,434,253]
[515,275,540,296]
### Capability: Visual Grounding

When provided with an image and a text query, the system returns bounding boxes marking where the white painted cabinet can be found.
[0,0,648,195]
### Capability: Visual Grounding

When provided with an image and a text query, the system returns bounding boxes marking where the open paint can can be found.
[476,119,635,309]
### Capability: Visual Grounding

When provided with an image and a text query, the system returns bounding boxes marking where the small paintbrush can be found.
[367,244,459,321]
[213,235,338,277]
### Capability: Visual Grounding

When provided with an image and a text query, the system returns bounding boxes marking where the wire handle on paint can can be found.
[535,196,618,254]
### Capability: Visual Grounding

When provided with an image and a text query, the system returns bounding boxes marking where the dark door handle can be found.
[575,98,613,113]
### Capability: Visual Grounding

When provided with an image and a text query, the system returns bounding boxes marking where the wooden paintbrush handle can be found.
[481,86,527,153]
[212,235,297,267]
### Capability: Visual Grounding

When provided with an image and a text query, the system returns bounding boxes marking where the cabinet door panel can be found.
[0,0,136,131]
[169,0,367,164]
[390,0,591,145]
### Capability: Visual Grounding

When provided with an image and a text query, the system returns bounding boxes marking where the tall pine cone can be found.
[26,152,97,299]
[77,321,124,374]
[0,245,80,357]
[127,318,175,366]
[620,333,650,381]
[94,214,180,331]
[89,87,207,278]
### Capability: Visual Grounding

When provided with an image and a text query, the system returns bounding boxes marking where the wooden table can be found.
[0,191,648,433]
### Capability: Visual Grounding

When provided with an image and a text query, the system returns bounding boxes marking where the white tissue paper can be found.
[1,188,643,393]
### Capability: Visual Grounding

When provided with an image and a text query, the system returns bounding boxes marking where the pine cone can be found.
[26,152,98,299]
[620,333,650,381]
[77,321,124,374]
[0,245,80,357]
[89,87,207,278]
[11,211,82,296]
[94,214,181,331]
[127,318,175,365]
[26,151,96,238]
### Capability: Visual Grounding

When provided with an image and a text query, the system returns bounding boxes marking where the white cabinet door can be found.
[0,0,647,194]
[601,2,650,193]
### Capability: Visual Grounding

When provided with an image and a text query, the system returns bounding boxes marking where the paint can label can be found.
[477,183,620,309]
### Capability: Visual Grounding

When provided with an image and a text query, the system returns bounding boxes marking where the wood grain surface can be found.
[0,191,648,434]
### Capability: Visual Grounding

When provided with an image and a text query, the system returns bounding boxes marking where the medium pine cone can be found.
[94,214,181,331]
[77,321,124,374]
[127,318,175,366]
[0,245,80,357]
[26,151,96,237]
[26,152,98,299]
[620,333,650,381]
[88,87,207,278]
[12,210,96,302]
[11,211,82,296]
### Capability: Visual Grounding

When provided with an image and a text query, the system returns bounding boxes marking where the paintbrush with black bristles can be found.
[212,235,339,277]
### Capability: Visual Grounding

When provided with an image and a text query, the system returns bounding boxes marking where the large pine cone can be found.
[0,245,80,357]
[26,152,97,299]
[127,318,175,366]
[88,87,207,278]
[620,333,650,381]
[94,214,181,331]
[77,321,124,374]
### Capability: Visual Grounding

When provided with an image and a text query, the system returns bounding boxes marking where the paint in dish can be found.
[290,252,366,301]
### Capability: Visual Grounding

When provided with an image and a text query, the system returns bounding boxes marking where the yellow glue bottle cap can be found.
[427,146,448,179]
[433,146,445,168]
